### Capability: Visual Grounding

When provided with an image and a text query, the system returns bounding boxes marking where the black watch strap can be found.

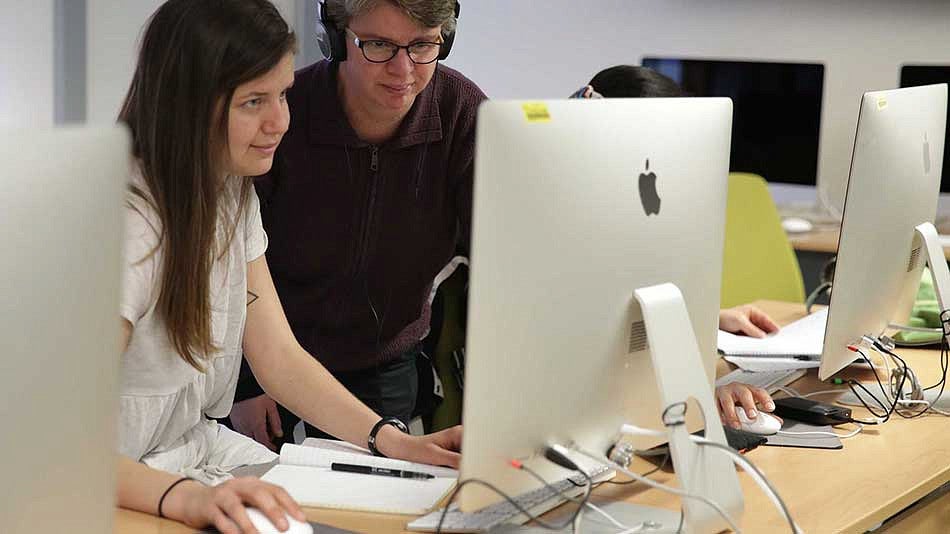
[368,417,409,457]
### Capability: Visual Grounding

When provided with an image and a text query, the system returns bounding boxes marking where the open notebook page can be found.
[279,439,458,478]
[718,307,827,357]
[260,439,458,515]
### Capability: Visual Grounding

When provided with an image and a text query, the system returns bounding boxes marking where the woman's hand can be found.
[376,424,463,468]
[164,476,305,534]
[716,382,781,430]
[719,305,780,338]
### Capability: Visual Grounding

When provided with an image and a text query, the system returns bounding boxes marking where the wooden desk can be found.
[789,227,950,260]
[787,227,840,255]
[114,301,950,533]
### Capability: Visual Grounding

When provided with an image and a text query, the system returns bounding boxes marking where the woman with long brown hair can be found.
[115,1,460,531]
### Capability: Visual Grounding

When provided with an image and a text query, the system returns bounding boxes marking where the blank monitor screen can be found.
[901,65,950,192]
[642,57,823,186]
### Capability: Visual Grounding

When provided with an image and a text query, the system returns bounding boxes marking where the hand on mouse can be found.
[163,476,305,534]
[716,382,782,430]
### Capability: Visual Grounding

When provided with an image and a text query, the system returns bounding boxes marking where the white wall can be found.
[86,0,298,124]
[0,0,54,127]
[442,0,950,212]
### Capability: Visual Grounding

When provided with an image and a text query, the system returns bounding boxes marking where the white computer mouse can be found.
[244,507,313,534]
[735,407,782,436]
[781,217,814,234]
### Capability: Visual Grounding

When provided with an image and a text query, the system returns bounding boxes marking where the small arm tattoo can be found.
[247,290,259,307]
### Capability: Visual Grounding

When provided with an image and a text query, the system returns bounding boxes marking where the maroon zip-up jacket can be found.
[236,60,486,400]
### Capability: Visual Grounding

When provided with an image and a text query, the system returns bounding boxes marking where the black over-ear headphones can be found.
[316,0,460,62]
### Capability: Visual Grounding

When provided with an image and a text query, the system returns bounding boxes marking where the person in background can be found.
[115,2,459,532]
[572,65,783,429]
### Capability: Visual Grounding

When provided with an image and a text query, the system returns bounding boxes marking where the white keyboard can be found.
[407,465,613,533]
[716,367,807,393]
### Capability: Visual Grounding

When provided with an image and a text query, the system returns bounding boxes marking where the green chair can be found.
[721,172,806,308]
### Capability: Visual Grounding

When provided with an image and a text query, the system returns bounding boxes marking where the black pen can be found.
[330,462,434,480]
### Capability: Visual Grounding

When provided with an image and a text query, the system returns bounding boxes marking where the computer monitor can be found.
[900,66,950,194]
[0,126,128,533]
[460,98,735,511]
[642,57,823,187]
[819,84,947,380]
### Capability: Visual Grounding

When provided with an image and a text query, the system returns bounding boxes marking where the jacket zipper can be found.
[354,145,380,275]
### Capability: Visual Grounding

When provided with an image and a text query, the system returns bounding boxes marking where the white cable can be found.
[583,502,633,531]
[572,446,742,534]
[887,323,942,333]
[896,399,950,416]
[777,423,863,439]
[774,385,801,397]
[617,423,800,534]
[801,389,849,399]
[691,437,803,534]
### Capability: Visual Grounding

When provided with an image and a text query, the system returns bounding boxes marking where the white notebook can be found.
[717,307,827,358]
[261,438,458,515]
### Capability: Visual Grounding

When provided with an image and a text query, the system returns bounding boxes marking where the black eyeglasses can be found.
[346,28,443,65]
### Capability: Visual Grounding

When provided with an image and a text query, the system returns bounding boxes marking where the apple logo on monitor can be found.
[639,158,661,215]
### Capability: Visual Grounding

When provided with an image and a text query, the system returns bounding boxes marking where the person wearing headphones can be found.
[571,65,785,429]
[229,0,486,449]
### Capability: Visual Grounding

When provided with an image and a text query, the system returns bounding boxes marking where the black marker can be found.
[330,462,434,480]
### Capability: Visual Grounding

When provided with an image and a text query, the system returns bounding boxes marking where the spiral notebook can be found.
[260,438,458,515]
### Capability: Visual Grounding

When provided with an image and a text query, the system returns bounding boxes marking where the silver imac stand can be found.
[633,283,744,533]
[914,222,950,340]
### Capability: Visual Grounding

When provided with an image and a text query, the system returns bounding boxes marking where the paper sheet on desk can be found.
[718,308,826,358]
[260,439,458,515]
[723,355,820,371]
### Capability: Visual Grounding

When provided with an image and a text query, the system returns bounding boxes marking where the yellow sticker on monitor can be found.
[877,97,888,111]
[522,103,551,122]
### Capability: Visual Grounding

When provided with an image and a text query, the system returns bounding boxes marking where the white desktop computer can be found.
[0,126,128,533]
[457,98,741,532]
[819,84,948,380]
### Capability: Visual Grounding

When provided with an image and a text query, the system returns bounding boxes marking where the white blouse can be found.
[117,169,276,484]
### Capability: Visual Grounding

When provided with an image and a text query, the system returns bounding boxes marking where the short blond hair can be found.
[324,0,457,34]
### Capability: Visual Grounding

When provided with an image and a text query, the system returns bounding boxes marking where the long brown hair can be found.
[119,0,296,370]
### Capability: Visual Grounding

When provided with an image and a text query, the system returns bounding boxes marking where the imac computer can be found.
[458,98,741,531]
[900,65,950,223]
[0,126,128,533]
[819,84,948,380]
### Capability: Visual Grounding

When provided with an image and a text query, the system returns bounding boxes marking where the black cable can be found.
[879,337,948,419]
[843,335,950,422]
[842,347,907,424]
[888,348,931,419]
[434,463,593,533]
[919,310,949,398]
[676,508,684,533]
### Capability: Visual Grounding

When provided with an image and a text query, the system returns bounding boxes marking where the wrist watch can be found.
[367,417,409,457]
